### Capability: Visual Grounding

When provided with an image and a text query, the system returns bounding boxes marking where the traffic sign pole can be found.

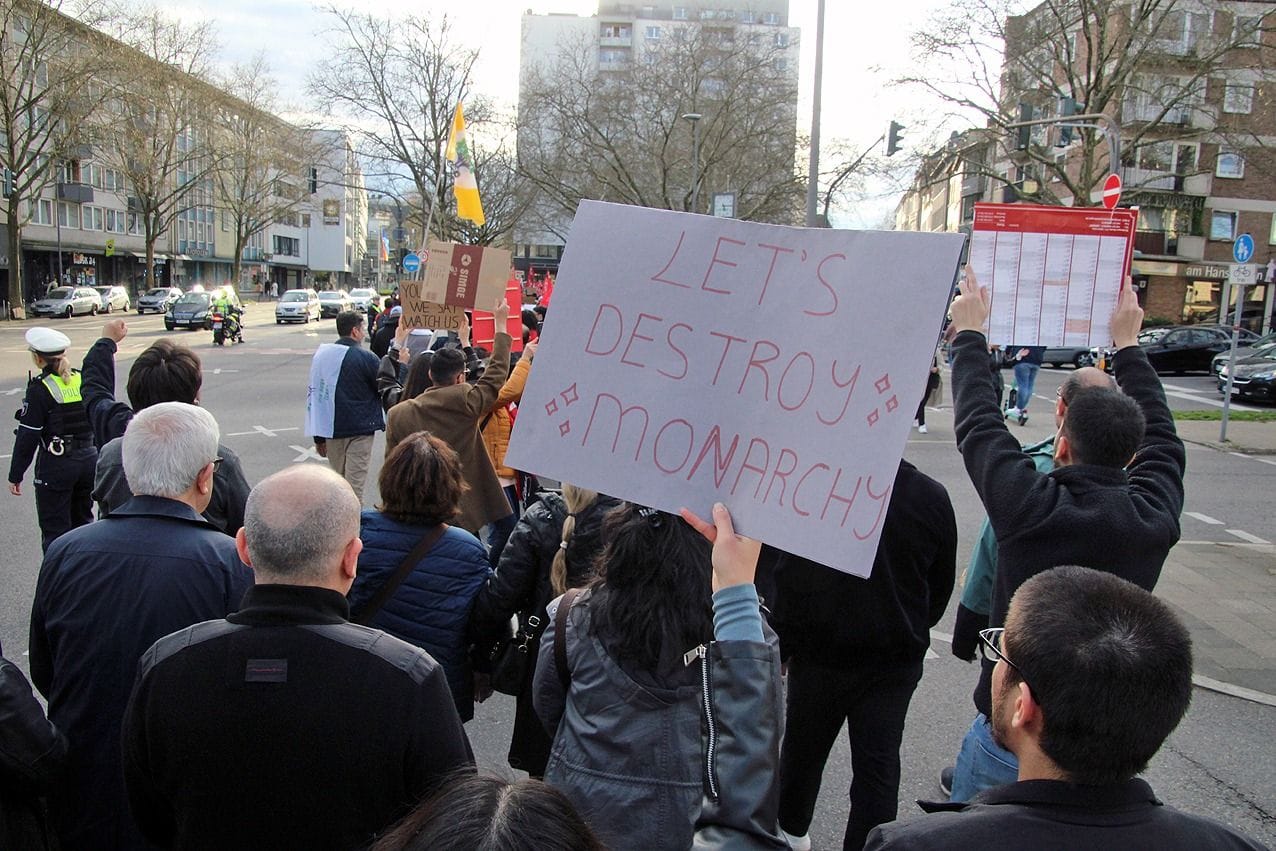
[1219,286,1248,443]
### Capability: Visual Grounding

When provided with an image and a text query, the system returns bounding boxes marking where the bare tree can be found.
[93,6,222,289]
[213,54,319,288]
[517,23,803,227]
[0,0,118,309]
[898,0,1274,206]
[307,6,503,245]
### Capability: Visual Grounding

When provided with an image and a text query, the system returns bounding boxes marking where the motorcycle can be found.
[211,306,244,346]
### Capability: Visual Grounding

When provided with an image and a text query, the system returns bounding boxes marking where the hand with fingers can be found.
[1109,275,1144,351]
[680,502,761,593]
[950,266,990,335]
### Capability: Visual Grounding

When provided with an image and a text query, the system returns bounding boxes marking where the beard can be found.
[990,676,1014,751]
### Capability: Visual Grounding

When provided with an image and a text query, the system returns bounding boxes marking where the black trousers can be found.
[778,656,924,851]
[33,448,96,552]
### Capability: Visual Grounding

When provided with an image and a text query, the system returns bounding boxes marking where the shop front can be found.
[1135,259,1274,334]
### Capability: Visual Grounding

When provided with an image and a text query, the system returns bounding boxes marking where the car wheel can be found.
[165,323,174,331]
[91,304,99,316]
[276,319,282,325]
[64,305,73,318]
[1074,352,1094,368]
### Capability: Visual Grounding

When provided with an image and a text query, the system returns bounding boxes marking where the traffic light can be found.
[1056,96,1080,147]
[886,121,905,157]
[1016,103,1033,150]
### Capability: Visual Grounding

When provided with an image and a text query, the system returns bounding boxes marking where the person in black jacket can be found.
[0,643,67,851]
[468,485,620,777]
[944,271,1185,803]
[771,459,957,851]
[867,566,1265,851]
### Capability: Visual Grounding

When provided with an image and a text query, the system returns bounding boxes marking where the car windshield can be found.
[175,294,210,307]
[146,288,170,297]
[318,292,343,300]
[350,289,375,298]
[95,287,110,295]
[46,287,73,299]
[1138,328,1169,344]
[281,291,309,302]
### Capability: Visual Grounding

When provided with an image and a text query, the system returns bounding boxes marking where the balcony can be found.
[961,173,986,197]
[1133,230,1178,256]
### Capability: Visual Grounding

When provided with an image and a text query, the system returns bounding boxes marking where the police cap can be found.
[26,327,71,356]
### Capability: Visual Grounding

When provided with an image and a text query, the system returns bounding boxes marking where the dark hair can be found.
[127,340,202,410]
[521,308,540,334]
[336,310,364,337]
[370,775,604,851]
[1003,565,1193,785]
[587,504,713,671]
[430,348,467,385]
[377,432,464,525]
[1059,387,1145,467]
[402,352,434,400]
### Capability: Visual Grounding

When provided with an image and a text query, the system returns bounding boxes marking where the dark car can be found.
[1001,345,1094,369]
[1218,347,1276,404]
[1138,325,1233,374]
[165,292,213,331]
[1211,331,1276,375]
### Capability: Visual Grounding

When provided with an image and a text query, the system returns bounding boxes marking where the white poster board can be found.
[969,202,1137,346]
[505,202,965,576]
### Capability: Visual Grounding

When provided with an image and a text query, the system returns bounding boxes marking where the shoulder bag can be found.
[350,524,448,625]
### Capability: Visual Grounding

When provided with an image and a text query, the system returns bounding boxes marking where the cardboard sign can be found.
[505,201,966,577]
[397,279,447,331]
[970,202,1137,347]
[421,241,511,309]
[421,303,467,332]
[471,277,525,353]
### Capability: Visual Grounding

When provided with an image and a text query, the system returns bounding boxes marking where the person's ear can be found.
[235,527,253,568]
[340,536,362,581]
[1012,681,1043,734]
[197,461,215,495]
[1054,432,1072,466]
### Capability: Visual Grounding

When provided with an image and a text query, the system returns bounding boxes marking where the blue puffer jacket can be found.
[349,510,492,721]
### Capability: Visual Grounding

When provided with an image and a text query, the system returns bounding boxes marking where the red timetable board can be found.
[969,202,1138,347]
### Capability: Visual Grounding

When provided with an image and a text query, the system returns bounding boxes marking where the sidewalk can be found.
[1174,418,1276,455]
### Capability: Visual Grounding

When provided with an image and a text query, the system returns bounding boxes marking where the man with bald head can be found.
[122,465,474,849]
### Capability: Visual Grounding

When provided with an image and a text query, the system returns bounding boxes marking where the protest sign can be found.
[421,241,511,309]
[969,202,1137,347]
[397,278,440,331]
[505,201,965,577]
[471,276,525,352]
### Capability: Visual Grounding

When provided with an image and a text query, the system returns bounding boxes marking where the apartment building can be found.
[894,0,1275,334]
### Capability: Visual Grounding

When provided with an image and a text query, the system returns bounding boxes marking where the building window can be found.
[1234,15,1262,43]
[57,202,79,228]
[1216,147,1245,178]
[28,198,52,225]
[1209,210,1237,241]
[301,213,311,227]
[740,10,755,22]
[1223,83,1254,114]
[1270,213,1276,245]
[673,6,687,20]
[774,32,789,47]
[763,12,781,24]
[645,25,660,39]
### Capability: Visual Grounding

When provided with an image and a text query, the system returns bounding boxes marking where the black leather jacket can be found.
[0,650,67,851]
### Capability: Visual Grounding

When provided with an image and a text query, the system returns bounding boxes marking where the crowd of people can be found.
[3,271,1268,850]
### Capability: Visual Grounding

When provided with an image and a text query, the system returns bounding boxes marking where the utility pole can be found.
[682,113,702,213]
[805,0,826,227]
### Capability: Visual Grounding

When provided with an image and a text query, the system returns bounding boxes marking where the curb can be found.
[929,629,1276,708]
[1178,436,1276,456]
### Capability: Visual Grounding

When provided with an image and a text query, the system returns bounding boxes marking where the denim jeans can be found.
[949,713,1019,802]
[1012,362,1040,413]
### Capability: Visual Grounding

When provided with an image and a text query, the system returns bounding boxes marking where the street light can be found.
[682,112,702,214]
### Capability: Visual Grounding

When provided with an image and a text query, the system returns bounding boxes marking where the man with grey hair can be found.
[29,402,251,850]
[123,465,474,849]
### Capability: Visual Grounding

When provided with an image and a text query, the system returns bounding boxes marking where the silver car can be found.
[137,287,182,314]
[32,286,100,318]
[275,288,321,324]
[95,285,131,313]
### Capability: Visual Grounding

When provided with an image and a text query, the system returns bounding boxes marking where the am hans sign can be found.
[505,201,965,576]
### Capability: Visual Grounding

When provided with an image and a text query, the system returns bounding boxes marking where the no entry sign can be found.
[1102,173,1122,210]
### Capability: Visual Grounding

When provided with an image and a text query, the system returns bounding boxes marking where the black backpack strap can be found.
[554,587,582,693]
[351,524,448,625]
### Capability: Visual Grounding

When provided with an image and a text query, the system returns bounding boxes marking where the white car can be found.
[275,288,321,324]
[348,288,378,312]
[95,285,131,313]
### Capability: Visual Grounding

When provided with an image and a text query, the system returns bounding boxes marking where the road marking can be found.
[289,444,324,463]
[1226,529,1270,544]
[1160,386,1262,411]
[1185,511,1223,525]
[3,388,23,396]
[1231,451,1276,467]
[210,368,240,375]
[225,426,299,437]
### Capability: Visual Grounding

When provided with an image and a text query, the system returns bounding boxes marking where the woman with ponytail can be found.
[469,484,619,777]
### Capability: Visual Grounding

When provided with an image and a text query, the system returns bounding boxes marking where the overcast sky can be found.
[165,0,960,227]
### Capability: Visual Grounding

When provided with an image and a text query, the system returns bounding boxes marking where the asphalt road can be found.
[1,307,1272,847]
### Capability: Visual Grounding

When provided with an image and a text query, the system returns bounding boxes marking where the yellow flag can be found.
[446,102,485,226]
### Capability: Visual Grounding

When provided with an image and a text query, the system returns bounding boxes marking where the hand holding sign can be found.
[951,266,990,334]
[1110,276,1143,350]
[681,503,760,593]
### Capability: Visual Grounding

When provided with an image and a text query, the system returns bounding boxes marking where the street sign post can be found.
[1228,263,1257,286]
[1220,279,1253,443]
[1233,233,1255,264]
[402,252,421,274]
[1102,173,1122,209]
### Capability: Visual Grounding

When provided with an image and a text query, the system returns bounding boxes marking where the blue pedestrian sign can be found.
[1233,233,1254,264]
[402,252,421,273]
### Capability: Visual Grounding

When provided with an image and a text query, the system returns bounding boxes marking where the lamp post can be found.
[682,112,702,213]
[805,0,825,226]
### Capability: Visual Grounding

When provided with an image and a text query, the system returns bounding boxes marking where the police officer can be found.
[8,328,97,551]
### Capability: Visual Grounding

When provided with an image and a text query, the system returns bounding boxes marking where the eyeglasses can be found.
[978,627,1031,689]
[210,457,223,471]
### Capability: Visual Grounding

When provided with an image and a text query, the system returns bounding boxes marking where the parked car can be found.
[1211,332,1276,375]
[1000,345,1095,369]
[95,285,131,313]
[318,289,353,318]
[275,288,321,324]
[32,286,100,318]
[348,288,378,311]
[1218,347,1276,404]
[166,292,214,331]
[137,287,182,314]
[1136,325,1233,374]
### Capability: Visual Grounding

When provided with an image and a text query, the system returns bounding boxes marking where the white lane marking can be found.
[1161,387,1262,411]
[3,388,23,396]
[1230,451,1276,467]
[210,368,240,375]
[289,444,324,463]
[225,426,299,437]
[1185,511,1223,525]
[1226,529,1270,544]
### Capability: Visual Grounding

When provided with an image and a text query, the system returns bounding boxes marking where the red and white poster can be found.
[969,202,1137,347]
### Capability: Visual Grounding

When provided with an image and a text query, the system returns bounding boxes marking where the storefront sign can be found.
[1184,265,1229,280]
[323,200,340,225]
[72,253,96,266]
